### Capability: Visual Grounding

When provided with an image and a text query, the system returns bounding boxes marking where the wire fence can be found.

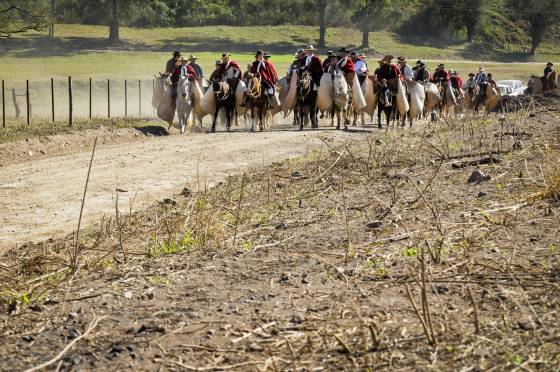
[1,77,157,127]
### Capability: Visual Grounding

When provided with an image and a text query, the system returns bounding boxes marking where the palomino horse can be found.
[331,70,350,130]
[295,71,318,130]
[153,74,176,127]
[436,81,458,119]
[210,79,236,133]
[247,75,269,132]
[472,83,501,114]
[530,71,559,95]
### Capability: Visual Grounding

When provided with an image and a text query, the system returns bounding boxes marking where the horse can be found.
[210,79,236,133]
[153,74,176,127]
[435,81,457,119]
[530,71,559,95]
[295,71,318,130]
[247,75,270,132]
[176,77,204,133]
[424,82,440,122]
[331,70,350,130]
[375,79,397,129]
[472,83,501,114]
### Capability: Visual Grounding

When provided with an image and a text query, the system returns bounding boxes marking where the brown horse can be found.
[210,79,235,133]
[530,71,559,95]
[472,83,501,114]
[247,75,269,132]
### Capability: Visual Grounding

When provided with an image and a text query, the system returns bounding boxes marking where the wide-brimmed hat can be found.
[188,54,197,60]
[221,53,231,60]
[397,56,406,63]
[327,50,334,56]
[264,52,272,58]
[547,62,554,66]
[304,45,316,51]
[178,57,188,63]
[416,60,422,65]
[296,49,305,57]
[438,63,445,68]
[255,50,264,56]
[468,73,475,77]
[339,47,349,53]
[478,66,485,72]
[379,55,394,64]
[173,51,181,57]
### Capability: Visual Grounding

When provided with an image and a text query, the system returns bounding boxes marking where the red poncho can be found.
[251,59,278,87]
[337,57,355,74]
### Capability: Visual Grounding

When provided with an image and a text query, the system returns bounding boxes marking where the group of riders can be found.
[163,48,556,128]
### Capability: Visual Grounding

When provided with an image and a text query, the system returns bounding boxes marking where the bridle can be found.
[298,71,312,98]
[213,80,231,102]
[248,75,262,100]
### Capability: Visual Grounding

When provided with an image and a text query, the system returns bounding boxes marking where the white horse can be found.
[332,70,350,129]
[176,77,195,133]
[153,74,176,127]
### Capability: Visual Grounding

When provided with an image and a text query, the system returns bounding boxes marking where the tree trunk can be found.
[529,32,542,56]
[108,0,119,45]
[317,0,327,48]
[466,24,474,43]
[361,29,369,48]
[49,0,55,39]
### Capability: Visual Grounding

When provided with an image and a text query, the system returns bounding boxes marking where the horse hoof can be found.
[299,126,303,131]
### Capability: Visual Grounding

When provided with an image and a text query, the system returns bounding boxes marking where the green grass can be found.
[0,24,557,82]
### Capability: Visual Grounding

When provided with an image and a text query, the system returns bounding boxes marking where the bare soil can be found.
[0,125,357,252]
[1,103,560,371]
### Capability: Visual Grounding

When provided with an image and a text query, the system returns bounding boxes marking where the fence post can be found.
[12,89,20,118]
[124,79,128,117]
[89,78,92,119]
[138,80,142,117]
[26,80,30,126]
[107,79,110,118]
[1,80,5,128]
[68,76,73,127]
[51,78,55,122]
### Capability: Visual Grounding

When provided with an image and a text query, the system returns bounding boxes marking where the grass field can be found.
[0,24,557,83]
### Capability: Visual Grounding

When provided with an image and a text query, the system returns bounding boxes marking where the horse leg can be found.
[377,103,382,129]
[211,107,218,133]
[299,105,304,131]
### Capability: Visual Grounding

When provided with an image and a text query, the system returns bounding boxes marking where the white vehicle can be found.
[496,80,525,96]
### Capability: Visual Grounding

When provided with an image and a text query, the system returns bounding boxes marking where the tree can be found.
[440,0,486,43]
[352,0,401,48]
[108,0,119,44]
[0,1,49,39]
[509,0,560,55]
[317,0,328,47]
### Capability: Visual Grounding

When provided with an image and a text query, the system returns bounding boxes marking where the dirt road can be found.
[0,128,357,253]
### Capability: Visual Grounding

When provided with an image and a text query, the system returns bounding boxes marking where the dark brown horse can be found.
[211,79,235,133]
[295,71,318,130]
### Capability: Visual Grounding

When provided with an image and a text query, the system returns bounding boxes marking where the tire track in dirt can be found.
[0,128,357,253]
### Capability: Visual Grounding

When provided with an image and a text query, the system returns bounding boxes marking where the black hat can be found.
[256,50,264,56]
[547,62,554,66]
[416,60,422,65]
[264,52,272,58]
[327,50,333,55]
[351,51,357,56]
[339,47,349,53]
[173,51,181,57]
[468,73,475,77]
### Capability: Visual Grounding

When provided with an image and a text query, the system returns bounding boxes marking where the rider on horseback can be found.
[352,51,369,85]
[413,62,430,82]
[336,47,355,87]
[165,51,182,98]
[248,50,279,108]
[219,53,242,92]
[544,62,554,78]
[474,67,489,103]
[397,57,413,82]
[431,64,449,84]
[449,70,464,100]
[302,45,323,92]
[180,58,197,81]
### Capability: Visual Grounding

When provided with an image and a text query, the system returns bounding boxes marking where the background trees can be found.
[0,0,50,39]
[509,0,560,55]
[6,0,559,56]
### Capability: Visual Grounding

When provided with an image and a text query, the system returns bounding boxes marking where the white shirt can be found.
[354,59,368,76]
[224,61,241,79]
[401,64,413,81]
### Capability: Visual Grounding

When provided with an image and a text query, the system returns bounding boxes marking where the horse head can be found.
[212,79,231,101]
[332,70,348,97]
[297,70,312,97]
